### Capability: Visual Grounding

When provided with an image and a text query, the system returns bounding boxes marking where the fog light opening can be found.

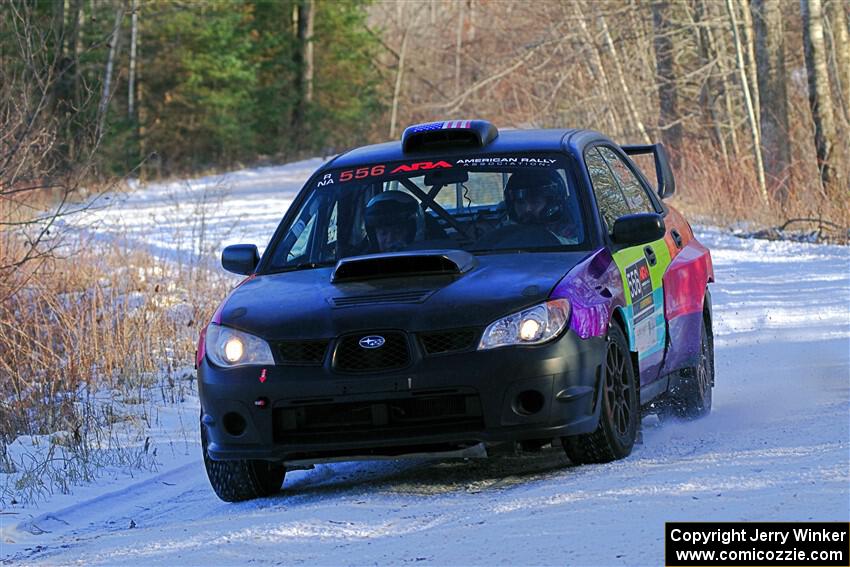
[223,412,247,436]
[515,390,545,416]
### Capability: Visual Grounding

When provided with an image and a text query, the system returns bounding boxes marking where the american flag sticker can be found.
[442,120,472,129]
[410,122,444,133]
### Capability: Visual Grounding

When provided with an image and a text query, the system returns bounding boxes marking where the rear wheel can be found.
[201,420,285,502]
[563,323,638,464]
[669,317,713,419]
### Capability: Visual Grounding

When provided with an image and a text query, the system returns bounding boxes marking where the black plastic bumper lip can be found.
[205,418,600,463]
[198,331,606,463]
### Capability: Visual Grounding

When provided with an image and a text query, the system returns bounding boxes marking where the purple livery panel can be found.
[550,248,625,339]
[660,238,714,375]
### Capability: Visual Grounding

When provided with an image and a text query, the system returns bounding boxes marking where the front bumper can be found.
[198,330,605,463]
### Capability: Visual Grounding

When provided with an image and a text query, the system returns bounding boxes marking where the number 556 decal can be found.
[339,165,385,182]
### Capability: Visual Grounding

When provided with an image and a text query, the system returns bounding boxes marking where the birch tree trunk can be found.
[824,0,850,124]
[454,0,464,98]
[128,0,138,121]
[303,0,315,105]
[652,0,682,169]
[292,0,314,132]
[389,18,410,138]
[753,0,791,203]
[468,0,476,43]
[801,0,840,193]
[97,5,124,142]
[707,3,742,158]
[693,0,729,169]
[66,0,83,161]
[739,0,761,130]
[726,0,769,203]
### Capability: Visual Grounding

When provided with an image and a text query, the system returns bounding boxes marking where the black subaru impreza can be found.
[197,120,715,501]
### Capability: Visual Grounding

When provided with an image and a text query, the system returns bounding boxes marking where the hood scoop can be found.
[331,250,477,283]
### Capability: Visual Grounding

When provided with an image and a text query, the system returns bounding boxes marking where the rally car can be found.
[197,120,714,502]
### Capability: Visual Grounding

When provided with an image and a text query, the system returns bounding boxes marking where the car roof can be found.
[322,128,615,171]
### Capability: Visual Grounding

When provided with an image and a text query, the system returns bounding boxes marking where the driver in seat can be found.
[365,190,425,252]
[504,169,578,242]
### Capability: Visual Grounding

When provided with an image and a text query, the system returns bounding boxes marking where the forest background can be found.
[3,0,849,228]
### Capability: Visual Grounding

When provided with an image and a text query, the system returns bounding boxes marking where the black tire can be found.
[669,317,713,419]
[201,420,285,502]
[563,323,638,464]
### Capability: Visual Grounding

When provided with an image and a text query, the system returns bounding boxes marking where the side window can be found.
[598,147,656,214]
[287,214,316,262]
[585,148,630,234]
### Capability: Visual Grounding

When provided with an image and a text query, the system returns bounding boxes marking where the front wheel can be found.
[201,420,285,502]
[563,323,638,464]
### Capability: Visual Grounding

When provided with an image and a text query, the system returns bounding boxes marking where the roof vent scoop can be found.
[401,120,498,153]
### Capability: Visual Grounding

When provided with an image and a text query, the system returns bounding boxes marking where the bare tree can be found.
[128,0,138,121]
[801,0,840,193]
[753,0,792,203]
[598,6,652,144]
[738,0,761,130]
[97,3,125,141]
[692,0,730,168]
[824,0,850,124]
[652,0,682,169]
[292,0,315,133]
[303,0,315,105]
[388,5,414,138]
[726,0,769,203]
[454,0,465,98]
[0,1,101,299]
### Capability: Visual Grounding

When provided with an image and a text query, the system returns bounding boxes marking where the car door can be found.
[585,146,672,383]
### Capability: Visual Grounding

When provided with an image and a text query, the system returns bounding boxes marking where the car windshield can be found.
[264,153,589,272]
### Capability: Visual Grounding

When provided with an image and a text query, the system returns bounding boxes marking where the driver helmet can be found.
[364,190,425,252]
[504,169,569,225]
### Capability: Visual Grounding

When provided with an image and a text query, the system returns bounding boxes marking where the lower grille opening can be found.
[284,442,481,462]
[273,394,483,444]
[419,328,479,355]
[275,340,329,365]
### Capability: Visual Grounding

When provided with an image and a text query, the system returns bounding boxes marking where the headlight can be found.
[205,323,275,368]
[478,299,571,350]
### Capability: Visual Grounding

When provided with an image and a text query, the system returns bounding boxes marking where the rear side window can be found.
[597,147,656,214]
[585,148,630,235]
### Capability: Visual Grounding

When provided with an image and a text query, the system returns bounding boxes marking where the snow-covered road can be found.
[2,162,848,566]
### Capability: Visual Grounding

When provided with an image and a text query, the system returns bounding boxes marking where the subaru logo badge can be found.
[359,335,385,349]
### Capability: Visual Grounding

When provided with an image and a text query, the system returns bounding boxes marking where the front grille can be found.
[334,331,410,373]
[332,290,432,308]
[419,328,479,355]
[273,393,484,443]
[276,340,329,365]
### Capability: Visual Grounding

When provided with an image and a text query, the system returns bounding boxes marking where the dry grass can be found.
[0,233,231,504]
[654,142,850,243]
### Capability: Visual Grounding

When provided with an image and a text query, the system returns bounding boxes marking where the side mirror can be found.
[222,244,259,275]
[621,143,676,200]
[612,213,666,247]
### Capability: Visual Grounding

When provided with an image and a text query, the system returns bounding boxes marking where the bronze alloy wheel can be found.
[605,335,634,444]
[563,324,638,464]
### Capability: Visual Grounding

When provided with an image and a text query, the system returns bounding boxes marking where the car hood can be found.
[218,251,591,340]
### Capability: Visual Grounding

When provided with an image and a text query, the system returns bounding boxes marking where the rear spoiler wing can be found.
[622,143,676,200]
